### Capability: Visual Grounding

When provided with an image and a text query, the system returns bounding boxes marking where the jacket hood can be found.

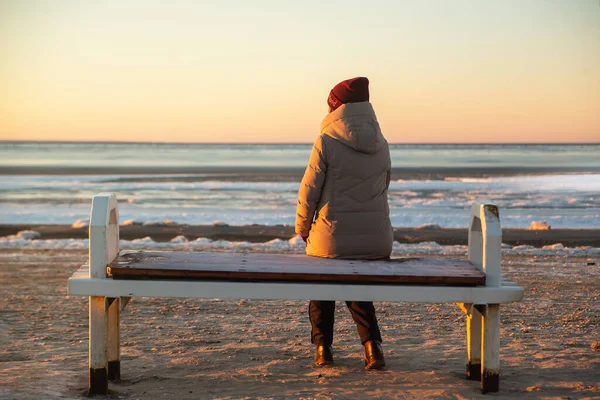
[319,102,385,154]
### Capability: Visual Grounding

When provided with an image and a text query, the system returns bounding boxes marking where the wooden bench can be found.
[67,193,524,395]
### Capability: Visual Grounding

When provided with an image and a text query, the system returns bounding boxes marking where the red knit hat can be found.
[327,77,370,111]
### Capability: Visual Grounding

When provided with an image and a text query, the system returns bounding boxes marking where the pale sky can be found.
[1,0,599,143]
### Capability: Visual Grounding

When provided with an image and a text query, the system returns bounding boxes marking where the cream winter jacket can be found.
[295,102,393,259]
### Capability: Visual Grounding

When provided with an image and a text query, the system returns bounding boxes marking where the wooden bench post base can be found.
[466,361,481,381]
[107,361,121,381]
[89,367,108,395]
[482,370,500,393]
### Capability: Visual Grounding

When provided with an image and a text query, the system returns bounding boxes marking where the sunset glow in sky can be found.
[1,0,599,143]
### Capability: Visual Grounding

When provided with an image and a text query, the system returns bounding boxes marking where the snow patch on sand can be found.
[170,235,189,243]
[415,224,442,230]
[543,243,564,250]
[143,220,178,226]
[0,237,89,249]
[16,230,41,240]
[528,221,551,230]
[1,233,598,257]
[288,235,305,246]
[71,219,89,228]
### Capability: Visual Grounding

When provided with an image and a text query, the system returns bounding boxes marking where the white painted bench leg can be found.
[87,192,120,394]
[466,305,482,380]
[107,297,121,381]
[89,296,108,394]
[481,304,501,393]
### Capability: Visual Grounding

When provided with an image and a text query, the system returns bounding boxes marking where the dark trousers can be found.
[309,300,383,346]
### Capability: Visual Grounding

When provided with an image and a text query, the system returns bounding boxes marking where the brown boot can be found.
[364,340,386,370]
[314,345,334,366]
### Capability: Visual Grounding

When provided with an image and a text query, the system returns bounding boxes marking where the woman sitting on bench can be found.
[295,77,393,370]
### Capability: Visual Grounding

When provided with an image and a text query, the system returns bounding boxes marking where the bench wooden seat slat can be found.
[107,251,486,286]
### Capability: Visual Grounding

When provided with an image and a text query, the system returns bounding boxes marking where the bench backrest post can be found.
[468,203,502,287]
[89,193,119,279]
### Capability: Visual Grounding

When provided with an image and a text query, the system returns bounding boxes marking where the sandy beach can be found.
[1,243,598,399]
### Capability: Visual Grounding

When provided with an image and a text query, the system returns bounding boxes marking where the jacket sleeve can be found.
[295,136,327,237]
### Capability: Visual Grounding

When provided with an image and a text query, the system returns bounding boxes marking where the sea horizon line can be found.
[2,140,599,146]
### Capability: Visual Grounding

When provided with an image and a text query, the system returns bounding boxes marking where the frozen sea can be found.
[1,142,599,229]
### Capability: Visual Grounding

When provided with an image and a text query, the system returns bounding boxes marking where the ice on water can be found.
[0,143,599,229]
[1,173,598,228]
